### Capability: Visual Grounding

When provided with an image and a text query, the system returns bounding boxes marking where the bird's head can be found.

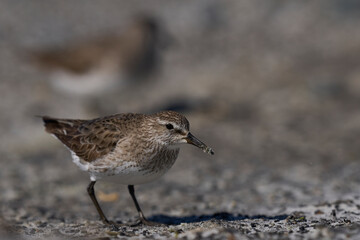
[147,111,214,155]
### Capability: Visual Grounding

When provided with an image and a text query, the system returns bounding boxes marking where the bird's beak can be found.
[185,132,214,155]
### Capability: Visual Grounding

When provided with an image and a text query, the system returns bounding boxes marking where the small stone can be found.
[331,209,336,218]
[106,231,119,236]
[314,210,324,215]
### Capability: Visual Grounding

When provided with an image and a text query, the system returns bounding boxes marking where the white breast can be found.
[67,140,180,185]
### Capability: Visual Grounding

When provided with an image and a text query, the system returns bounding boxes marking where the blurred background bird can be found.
[28,15,170,97]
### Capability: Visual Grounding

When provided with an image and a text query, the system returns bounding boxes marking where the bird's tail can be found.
[40,116,84,136]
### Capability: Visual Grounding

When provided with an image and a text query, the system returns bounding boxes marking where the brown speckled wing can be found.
[42,114,141,162]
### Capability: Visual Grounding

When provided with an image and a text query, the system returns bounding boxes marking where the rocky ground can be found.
[1,1,360,239]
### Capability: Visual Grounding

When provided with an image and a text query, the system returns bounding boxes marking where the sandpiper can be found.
[31,15,168,96]
[41,111,214,227]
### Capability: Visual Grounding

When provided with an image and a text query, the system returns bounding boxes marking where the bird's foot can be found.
[102,219,124,231]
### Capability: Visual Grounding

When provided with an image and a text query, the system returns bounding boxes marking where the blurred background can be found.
[1,0,360,237]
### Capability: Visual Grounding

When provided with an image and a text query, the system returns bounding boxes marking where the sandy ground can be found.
[1,1,360,239]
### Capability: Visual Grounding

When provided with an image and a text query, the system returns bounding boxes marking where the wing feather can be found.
[42,114,142,162]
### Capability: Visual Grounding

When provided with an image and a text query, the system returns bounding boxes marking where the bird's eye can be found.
[166,123,174,130]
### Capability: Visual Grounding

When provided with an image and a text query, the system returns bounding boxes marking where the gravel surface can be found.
[1,1,360,239]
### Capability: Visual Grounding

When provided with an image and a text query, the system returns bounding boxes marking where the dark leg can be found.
[128,185,164,226]
[87,181,118,228]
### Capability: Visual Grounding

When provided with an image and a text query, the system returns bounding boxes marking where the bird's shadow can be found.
[147,212,288,225]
